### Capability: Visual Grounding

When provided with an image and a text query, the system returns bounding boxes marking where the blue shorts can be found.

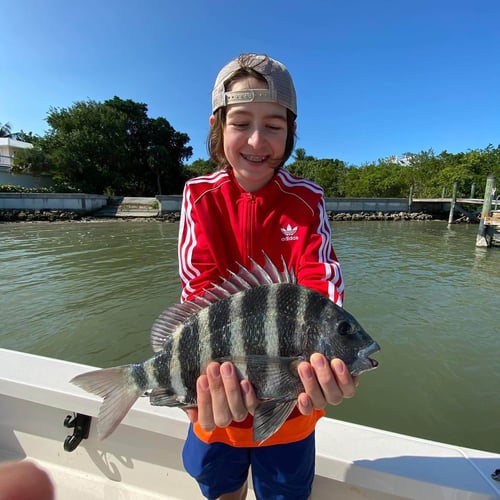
[182,424,315,500]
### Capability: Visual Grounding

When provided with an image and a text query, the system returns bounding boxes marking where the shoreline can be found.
[0,208,467,224]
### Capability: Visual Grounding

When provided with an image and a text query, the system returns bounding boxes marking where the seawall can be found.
[0,193,107,212]
[0,194,414,214]
[0,194,442,223]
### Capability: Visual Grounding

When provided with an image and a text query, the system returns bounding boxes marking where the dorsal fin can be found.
[150,252,295,352]
[150,301,204,351]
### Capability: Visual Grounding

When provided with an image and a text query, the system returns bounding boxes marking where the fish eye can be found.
[337,320,353,336]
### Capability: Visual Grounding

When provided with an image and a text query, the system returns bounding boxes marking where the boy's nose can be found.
[248,127,265,147]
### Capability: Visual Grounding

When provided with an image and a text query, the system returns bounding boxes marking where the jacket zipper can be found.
[242,192,256,264]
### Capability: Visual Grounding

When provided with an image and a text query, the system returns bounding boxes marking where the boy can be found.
[179,53,357,500]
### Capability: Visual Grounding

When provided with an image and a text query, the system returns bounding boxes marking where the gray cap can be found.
[211,54,297,116]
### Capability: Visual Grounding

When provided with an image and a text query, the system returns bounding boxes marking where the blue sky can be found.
[1,0,499,166]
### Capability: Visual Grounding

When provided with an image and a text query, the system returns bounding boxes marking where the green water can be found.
[1,220,498,453]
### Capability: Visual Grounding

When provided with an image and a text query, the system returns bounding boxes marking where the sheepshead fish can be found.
[71,254,380,442]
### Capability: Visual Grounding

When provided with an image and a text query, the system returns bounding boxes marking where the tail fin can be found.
[71,366,143,440]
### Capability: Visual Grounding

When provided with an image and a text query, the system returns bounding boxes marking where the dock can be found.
[481,210,500,246]
[412,197,485,220]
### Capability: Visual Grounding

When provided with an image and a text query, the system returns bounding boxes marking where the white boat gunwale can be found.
[1,348,499,499]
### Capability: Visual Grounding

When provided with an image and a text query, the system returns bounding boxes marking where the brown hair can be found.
[207,65,297,170]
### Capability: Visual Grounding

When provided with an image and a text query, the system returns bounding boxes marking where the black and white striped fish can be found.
[71,254,380,442]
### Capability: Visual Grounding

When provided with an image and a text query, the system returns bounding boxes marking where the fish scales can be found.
[228,292,248,375]
[152,341,173,388]
[170,330,189,401]
[275,284,304,356]
[302,285,335,354]
[241,286,269,356]
[70,253,380,441]
[265,285,280,357]
[176,315,203,403]
[130,364,149,391]
[178,312,202,369]
[208,297,232,359]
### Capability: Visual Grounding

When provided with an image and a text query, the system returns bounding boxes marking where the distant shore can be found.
[0,208,455,223]
[0,209,180,223]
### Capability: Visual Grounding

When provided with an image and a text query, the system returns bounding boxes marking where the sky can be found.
[1,0,499,166]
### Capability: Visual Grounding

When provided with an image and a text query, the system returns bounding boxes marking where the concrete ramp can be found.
[93,197,160,218]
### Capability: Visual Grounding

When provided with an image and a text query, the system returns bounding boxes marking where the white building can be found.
[0,138,53,188]
[387,154,414,166]
[0,137,33,168]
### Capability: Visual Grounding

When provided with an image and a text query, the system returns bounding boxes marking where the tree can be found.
[293,148,315,162]
[3,100,194,194]
[0,122,29,140]
[40,97,192,194]
[184,158,217,178]
[44,100,129,192]
[11,146,53,178]
[145,117,192,195]
[287,150,347,196]
[0,122,12,137]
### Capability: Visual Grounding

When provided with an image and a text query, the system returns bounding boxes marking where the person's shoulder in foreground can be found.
[0,460,55,500]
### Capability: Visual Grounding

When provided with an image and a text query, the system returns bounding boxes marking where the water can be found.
[1,220,499,453]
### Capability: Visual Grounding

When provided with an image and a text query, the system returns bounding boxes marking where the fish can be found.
[71,253,380,442]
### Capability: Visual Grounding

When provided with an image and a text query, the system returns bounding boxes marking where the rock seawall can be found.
[0,209,181,222]
[329,211,434,221]
[0,208,439,223]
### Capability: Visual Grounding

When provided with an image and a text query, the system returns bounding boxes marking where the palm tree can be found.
[0,122,12,137]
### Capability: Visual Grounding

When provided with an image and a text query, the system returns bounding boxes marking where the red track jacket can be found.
[178,168,344,447]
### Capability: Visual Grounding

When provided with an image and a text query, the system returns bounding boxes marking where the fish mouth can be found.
[351,341,381,375]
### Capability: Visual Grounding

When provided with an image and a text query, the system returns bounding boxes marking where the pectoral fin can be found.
[219,355,304,399]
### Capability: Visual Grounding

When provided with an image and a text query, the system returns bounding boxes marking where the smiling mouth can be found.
[242,154,268,163]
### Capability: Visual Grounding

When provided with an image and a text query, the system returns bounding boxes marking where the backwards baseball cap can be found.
[211,54,297,116]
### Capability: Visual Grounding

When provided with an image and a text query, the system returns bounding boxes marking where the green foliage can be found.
[11,146,53,177]
[285,146,500,198]
[1,121,41,142]
[183,158,218,179]
[345,161,410,197]
[6,106,499,198]
[287,157,347,196]
[21,97,193,195]
[0,122,12,137]
[0,184,54,193]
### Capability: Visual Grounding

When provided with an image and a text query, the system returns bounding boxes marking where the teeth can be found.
[243,154,266,162]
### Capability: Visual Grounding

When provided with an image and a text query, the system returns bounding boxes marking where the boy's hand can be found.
[297,354,358,414]
[187,362,258,430]
[186,355,358,428]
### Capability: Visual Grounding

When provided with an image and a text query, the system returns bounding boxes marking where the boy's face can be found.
[222,77,288,192]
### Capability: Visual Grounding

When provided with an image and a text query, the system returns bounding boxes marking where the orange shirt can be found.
[193,408,326,447]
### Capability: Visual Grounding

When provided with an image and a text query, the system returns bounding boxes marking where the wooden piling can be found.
[447,181,458,226]
[476,174,497,247]
[408,184,414,211]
